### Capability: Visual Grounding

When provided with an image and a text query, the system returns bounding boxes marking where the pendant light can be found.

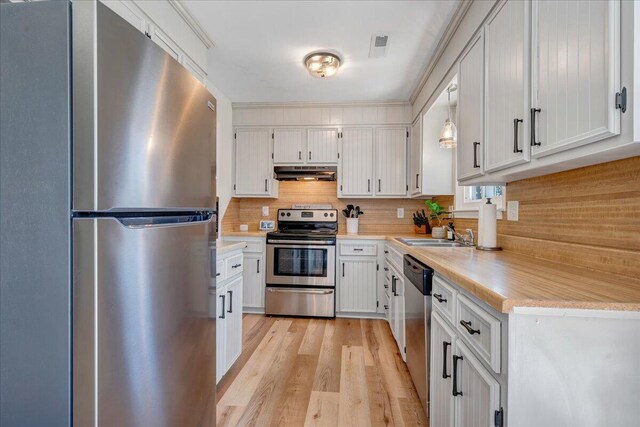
[439,83,457,149]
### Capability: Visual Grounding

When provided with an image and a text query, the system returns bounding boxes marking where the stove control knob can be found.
[286,212,291,217]
[330,213,334,217]
[324,213,328,217]
[280,212,285,217]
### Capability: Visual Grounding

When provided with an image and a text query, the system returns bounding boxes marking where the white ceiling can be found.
[183,0,460,103]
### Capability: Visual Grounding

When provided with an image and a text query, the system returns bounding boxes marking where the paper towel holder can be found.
[476,198,503,251]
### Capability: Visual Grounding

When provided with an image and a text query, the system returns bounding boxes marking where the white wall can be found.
[206,80,233,235]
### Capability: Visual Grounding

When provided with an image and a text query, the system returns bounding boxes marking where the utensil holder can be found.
[346,218,359,234]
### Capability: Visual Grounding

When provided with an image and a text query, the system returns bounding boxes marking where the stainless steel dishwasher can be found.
[403,254,434,416]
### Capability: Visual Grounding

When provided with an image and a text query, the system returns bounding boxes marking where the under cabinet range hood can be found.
[274,166,337,181]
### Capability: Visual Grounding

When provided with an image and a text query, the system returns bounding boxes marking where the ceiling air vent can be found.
[369,34,389,58]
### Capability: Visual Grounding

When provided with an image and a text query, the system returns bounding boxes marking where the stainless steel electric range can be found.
[265,209,337,317]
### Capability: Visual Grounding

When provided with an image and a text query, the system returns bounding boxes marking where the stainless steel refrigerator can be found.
[0,1,217,426]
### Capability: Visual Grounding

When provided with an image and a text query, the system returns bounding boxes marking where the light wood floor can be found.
[216,314,428,427]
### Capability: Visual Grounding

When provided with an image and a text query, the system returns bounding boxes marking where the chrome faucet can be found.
[445,226,475,247]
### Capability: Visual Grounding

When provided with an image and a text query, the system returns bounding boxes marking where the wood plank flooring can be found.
[216,315,428,427]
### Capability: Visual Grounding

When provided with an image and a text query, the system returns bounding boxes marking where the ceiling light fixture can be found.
[439,83,458,149]
[304,52,341,78]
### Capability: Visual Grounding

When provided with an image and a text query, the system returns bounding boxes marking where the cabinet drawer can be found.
[456,294,501,373]
[340,242,377,256]
[432,275,457,323]
[243,240,264,253]
[384,244,403,271]
[225,253,244,278]
[216,259,225,282]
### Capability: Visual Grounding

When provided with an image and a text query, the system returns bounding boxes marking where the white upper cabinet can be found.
[273,128,306,164]
[102,1,208,84]
[457,31,485,181]
[374,128,407,196]
[234,128,278,197]
[409,117,422,196]
[531,0,620,158]
[102,0,148,33]
[149,25,181,61]
[484,0,530,173]
[339,128,374,196]
[307,128,339,164]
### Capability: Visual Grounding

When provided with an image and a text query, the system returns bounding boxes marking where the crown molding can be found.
[408,0,473,105]
[168,0,215,49]
[232,100,411,109]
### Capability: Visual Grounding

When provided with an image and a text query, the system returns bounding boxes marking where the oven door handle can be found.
[267,239,335,245]
[267,288,334,295]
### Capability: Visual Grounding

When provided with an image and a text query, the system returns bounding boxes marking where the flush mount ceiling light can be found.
[439,83,458,149]
[304,52,341,78]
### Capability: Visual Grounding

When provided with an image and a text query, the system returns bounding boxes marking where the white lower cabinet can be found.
[242,254,265,310]
[383,242,406,360]
[224,237,266,312]
[337,240,379,315]
[224,276,243,371]
[430,275,505,427]
[455,340,501,427]
[430,312,456,427]
[391,269,405,359]
[216,248,244,383]
[338,258,377,313]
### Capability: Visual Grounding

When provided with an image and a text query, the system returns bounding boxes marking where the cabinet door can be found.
[338,258,377,313]
[430,312,456,427]
[102,1,148,33]
[457,31,485,181]
[215,287,226,383]
[484,0,530,172]
[531,0,620,158]
[409,118,422,195]
[234,129,273,196]
[391,272,406,358]
[339,128,374,196]
[150,26,181,61]
[242,254,265,309]
[307,128,338,164]
[454,341,501,427]
[375,128,407,196]
[225,276,243,370]
[273,128,306,164]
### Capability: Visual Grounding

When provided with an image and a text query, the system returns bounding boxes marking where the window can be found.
[455,185,505,214]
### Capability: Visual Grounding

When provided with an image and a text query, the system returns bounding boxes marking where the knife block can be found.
[414,225,428,234]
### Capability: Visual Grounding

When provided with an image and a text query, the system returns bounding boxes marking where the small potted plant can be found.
[425,200,449,239]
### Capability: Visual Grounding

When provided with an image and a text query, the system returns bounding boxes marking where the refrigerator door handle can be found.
[115,213,214,229]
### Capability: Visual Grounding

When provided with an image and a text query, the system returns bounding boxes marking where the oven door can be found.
[266,243,336,287]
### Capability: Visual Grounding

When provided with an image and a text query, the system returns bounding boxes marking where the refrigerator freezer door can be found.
[73,217,215,426]
[72,1,216,212]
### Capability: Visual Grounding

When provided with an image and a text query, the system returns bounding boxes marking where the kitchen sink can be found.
[397,238,464,247]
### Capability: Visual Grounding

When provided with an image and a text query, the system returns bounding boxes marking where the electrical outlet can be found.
[397,208,404,218]
[262,206,269,217]
[507,201,519,221]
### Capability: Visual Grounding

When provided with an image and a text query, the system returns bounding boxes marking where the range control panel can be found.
[277,209,338,222]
